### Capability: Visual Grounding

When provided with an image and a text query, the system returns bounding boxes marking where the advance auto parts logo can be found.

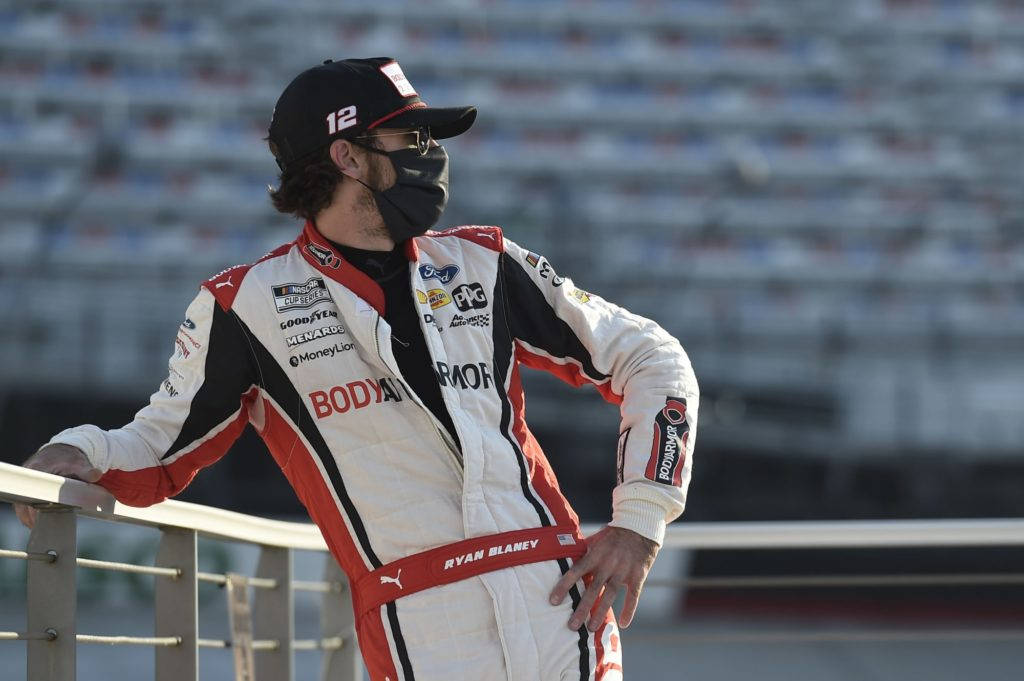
[272,277,332,313]
[289,341,355,367]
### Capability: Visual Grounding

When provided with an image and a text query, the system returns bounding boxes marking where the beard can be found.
[354,152,394,243]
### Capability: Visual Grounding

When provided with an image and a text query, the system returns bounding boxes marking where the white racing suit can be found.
[48,222,699,681]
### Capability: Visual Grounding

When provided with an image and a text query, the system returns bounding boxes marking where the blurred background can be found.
[1,0,1022,679]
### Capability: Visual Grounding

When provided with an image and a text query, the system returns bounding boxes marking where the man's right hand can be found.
[13,444,102,530]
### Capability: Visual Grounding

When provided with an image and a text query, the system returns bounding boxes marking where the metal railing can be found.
[0,462,360,681]
[4,460,1024,679]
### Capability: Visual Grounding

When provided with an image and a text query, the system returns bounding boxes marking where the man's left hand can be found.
[549,526,659,631]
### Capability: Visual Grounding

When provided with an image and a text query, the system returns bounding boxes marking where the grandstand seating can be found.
[1,0,1022,456]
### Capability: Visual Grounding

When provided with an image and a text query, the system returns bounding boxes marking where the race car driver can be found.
[15,57,699,681]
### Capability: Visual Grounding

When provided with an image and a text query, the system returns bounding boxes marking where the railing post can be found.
[27,506,77,681]
[253,545,293,681]
[320,555,361,681]
[155,527,197,681]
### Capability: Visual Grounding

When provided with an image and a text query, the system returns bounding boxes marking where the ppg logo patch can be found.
[644,397,689,486]
[452,283,487,311]
[419,263,460,284]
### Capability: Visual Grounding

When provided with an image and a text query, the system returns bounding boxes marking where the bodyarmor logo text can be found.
[309,377,411,418]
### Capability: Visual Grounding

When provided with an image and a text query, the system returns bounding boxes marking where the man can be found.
[15,58,698,681]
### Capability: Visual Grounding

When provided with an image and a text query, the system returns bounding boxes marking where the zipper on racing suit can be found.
[371,312,464,473]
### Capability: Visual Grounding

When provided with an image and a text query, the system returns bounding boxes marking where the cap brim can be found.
[388,105,477,139]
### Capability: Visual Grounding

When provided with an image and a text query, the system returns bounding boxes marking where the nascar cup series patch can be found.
[644,397,689,486]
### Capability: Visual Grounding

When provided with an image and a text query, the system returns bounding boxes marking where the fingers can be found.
[549,555,589,607]
[618,584,641,629]
[567,571,607,630]
[587,581,621,632]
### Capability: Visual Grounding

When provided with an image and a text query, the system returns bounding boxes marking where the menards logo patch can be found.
[285,324,346,348]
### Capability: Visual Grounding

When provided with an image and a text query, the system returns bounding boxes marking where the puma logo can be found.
[215,278,233,289]
[380,569,403,590]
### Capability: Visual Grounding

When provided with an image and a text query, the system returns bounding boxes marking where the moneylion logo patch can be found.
[272,277,332,312]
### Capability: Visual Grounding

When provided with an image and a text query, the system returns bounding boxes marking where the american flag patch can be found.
[526,252,541,268]
[557,533,576,546]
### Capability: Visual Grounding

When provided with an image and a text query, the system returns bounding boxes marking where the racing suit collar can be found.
[297,220,404,315]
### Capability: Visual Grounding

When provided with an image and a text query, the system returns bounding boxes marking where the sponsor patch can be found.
[419,263,460,284]
[380,61,417,98]
[309,377,411,418]
[289,341,355,367]
[422,312,443,334]
[452,283,487,311]
[416,289,427,304]
[434,361,493,389]
[306,243,342,269]
[427,288,451,310]
[272,277,333,312]
[181,318,196,330]
[537,259,564,286]
[162,379,179,397]
[279,309,338,330]
[174,336,191,359]
[449,313,490,328]
[285,324,346,348]
[177,330,202,351]
[644,397,689,486]
[571,288,590,304]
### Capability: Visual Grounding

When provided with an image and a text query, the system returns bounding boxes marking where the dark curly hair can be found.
[266,142,347,221]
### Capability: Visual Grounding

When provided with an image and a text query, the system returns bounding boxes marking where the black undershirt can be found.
[330,240,461,449]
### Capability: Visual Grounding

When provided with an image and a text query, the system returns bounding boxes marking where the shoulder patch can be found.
[430,225,504,252]
[202,242,292,310]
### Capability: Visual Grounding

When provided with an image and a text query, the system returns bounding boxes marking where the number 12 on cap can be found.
[326,106,358,134]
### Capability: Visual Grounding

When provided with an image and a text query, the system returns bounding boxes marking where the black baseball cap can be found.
[268,57,476,171]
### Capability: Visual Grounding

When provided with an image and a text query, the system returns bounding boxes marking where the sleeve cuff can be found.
[47,426,108,473]
[609,498,668,546]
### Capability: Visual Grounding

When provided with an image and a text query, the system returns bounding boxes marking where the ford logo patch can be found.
[419,263,460,284]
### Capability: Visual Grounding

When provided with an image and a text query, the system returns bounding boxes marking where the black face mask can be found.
[355,145,450,243]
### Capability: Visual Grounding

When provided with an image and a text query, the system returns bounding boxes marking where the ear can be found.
[329,139,366,180]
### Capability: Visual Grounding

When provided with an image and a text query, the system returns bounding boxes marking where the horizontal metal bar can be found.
[0,463,328,551]
[197,639,279,650]
[5,462,1023,552]
[646,573,1024,589]
[77,634,181,647]
[0,631,56,641]
[291,579,340,593]
[196,572,277,589]
[584,519,1024,549]
[292,637,344,651]
[630,629,1024,644]
[77,557,180,578]
[0,548,56,563]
